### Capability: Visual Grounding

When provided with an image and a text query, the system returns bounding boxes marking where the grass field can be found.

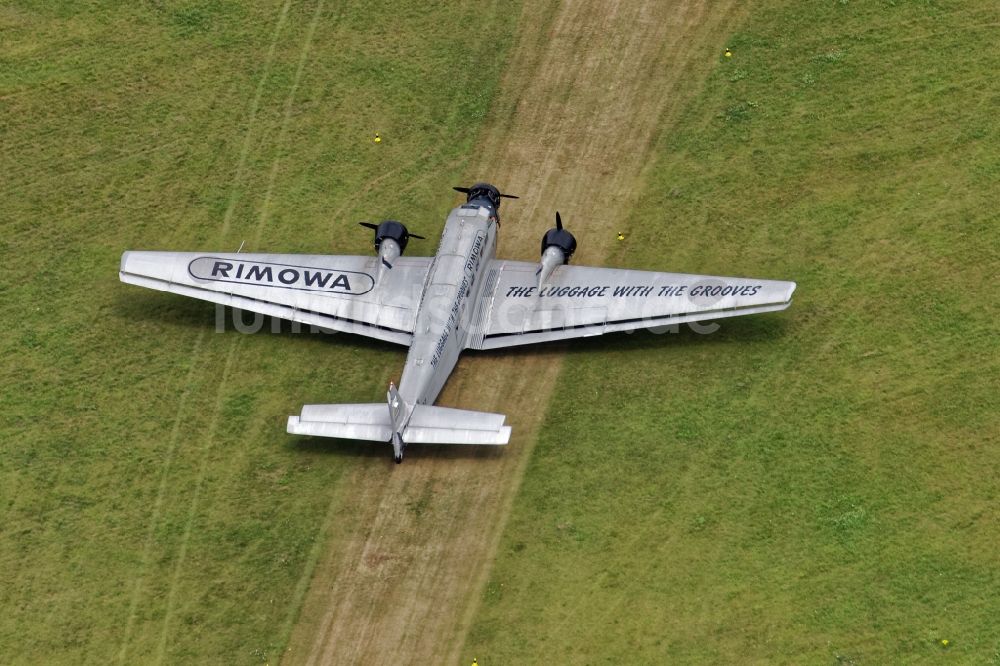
[3,0,999,664]
[464,1,1000,663]
[1,1,517,662]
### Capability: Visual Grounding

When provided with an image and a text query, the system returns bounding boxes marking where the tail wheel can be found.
[392,432,405,464]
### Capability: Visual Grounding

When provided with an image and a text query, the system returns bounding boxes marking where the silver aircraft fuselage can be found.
[383,199,499,462]
[392,203,497,429]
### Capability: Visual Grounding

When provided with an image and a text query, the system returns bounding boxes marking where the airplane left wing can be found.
[120,252,432,345]
[467,260,796,350]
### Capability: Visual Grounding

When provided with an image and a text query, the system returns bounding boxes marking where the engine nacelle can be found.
[453,182,518,226]
[537,212,577,289]
[359,220,424,283]
[540,227,577,264]
[368,220,414,256]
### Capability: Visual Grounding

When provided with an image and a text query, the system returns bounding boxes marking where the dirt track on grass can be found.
[283,2,743,663]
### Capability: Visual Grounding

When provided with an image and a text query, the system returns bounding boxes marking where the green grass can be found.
[5,1,999,663]
[466,1,1000,662]
[0,0,517,662]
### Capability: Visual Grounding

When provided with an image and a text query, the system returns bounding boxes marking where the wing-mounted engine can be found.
[359,220,424,282]
[537,211,577,289]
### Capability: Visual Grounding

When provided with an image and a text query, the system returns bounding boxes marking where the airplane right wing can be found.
[466,260,796,350]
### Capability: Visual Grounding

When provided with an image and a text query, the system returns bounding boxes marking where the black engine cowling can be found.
[540,212,577,263]
[359,220,425,255]
[453,183,519,226]
[369,220,413,254]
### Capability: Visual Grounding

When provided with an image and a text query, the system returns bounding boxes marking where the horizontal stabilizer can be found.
[287,403,391,441]
[287,403,510,445]
[405,405,511,445]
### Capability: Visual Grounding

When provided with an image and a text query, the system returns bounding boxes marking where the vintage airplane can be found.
[120,183,795,462]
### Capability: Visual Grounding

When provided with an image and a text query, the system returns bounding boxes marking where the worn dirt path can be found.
[284,1,743,663]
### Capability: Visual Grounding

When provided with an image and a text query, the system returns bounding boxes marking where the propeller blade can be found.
[455,185,517,197]
[359,221,379,230]
[409,233,426,240]
[556,211,563,230]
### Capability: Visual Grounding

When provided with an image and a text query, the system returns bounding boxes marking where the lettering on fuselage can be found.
[430,232,485,367]
[503,283,762,298]
[188,257,374,295]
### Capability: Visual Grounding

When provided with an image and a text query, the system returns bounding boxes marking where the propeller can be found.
[453,186,519,200]
[540,210,577,261]
[537,210,578,288]
[358,221,424,240]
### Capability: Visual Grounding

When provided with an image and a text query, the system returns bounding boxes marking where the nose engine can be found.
[359,220,424,280]
[538,211,577,289]
[453,182,518,225]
